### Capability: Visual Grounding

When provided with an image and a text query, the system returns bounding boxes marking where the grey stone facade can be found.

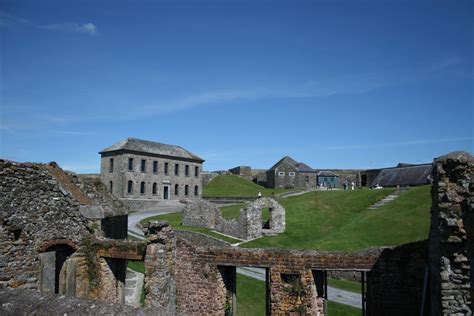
[266,156,318,189]
[182,197,285,240]
[100,138,204,209]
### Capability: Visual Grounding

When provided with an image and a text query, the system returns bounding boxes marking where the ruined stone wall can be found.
[142,222,177,312]
[170,232,383,315]
[0,160,130,304]
[429,151,473,315]
[270,267,324,315]
[175,236,228,315]
[181,199,220,229]
[367,241,428,315]
[182,197,285,240]
[0,160,93,290]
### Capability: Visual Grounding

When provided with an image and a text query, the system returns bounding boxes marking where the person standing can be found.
[351,181,355,190]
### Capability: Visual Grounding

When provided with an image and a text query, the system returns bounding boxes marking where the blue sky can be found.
[1,0,472,172]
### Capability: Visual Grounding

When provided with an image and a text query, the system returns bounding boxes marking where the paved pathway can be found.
[237,267,362,309]
[127,200,185,237]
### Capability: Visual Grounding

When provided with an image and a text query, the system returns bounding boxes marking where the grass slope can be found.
[236,273,266,316]
[203,174,293,197]
[242,185,431,251]
[328,278,361,293]
[139,212,241,244]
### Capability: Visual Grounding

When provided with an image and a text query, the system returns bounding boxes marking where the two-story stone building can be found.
[266,156,318,189]
[100,138,204,209]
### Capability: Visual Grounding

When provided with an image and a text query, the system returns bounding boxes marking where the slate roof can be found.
[99,138,204,162]
[317,171,339,177]
[268,156,299,170]
[295,162,316,173]
[370,164,432,187]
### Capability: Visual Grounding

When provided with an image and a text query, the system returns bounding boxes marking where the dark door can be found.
[163,186,169,200]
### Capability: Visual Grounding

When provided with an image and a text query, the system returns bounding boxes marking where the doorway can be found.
[163,185,169,200]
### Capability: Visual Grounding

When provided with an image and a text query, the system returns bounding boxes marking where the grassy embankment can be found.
[203,174,296,197]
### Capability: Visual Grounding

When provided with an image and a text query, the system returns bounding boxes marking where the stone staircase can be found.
[124,268,144,307]
[368,188,409,210]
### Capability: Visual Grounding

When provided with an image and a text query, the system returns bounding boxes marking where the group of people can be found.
[343,180,356,190]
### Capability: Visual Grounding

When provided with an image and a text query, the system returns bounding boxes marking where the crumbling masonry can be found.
[182,197,285,240]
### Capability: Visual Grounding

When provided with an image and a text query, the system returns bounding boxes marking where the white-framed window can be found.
[289,172,296,177]
[278,172,285,176]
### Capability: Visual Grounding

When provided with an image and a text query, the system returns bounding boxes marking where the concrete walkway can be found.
[237,267,362,309]
[127,200,185,237]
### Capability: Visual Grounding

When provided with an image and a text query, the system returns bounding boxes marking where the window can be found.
[195,166,199,177]
[127,180,133,194]
[185,165,190,177]
[185,185,189,196]
[140,182,146,194]
[152,183,157,195]
[174,184,179,196]
[164,162,169,175]
[305,176,309,182]
[174,164,179,176]
[289,172,296,177]
[194,185,199,196]
[153,161,158,173]
[109,181,113,192]
[141,159,146,172]
[278,171,285,176]
[109,158,114,173]
[128,158,134,171]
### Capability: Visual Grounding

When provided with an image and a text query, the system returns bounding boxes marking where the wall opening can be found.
[12,228,21,240]
[262,208,272,229]
[220,266,269,316]
[42,244,76,294]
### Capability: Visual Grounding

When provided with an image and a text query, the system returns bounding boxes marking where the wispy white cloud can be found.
[0,11,98,35]
[38,22,97,35]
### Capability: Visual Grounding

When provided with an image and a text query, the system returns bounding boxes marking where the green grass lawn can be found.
[236,273,266,316]
[139,212,242,244]
[236,272,360,315]
[327,301,361,315]
[203,174,296,197]
[241,185,431,251]
[328,278,361,293]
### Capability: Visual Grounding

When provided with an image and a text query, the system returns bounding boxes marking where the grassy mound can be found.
[203,174,294,197]
[241,185,431,251]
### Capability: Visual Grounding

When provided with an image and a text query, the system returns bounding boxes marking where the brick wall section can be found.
[428,151,473,315]
[175,236,228,315]
[171,232,383,315]
[367,241,428,315]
